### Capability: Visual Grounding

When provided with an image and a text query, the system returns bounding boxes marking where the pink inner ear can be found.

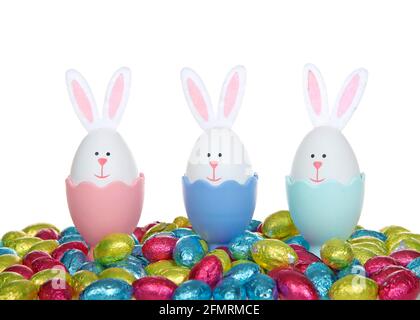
[337,74,360,118]
[308,71,322,116]
[72,80,94,123]
[108,74,124,119]
[224,72,239,117]
[187,78,209,121]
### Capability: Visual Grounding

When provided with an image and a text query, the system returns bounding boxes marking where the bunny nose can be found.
[313,161,323,169]
[210,161,219,169]
[98,158,108,166]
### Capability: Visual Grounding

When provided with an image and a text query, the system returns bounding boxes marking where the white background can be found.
[0,0,419,234]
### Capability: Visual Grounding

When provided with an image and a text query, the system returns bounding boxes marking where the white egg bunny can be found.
[181,66,253,185]
[291,64,368,184]
[66,67,138,187]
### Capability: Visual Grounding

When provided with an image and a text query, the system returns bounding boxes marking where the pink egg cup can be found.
[66,174,144,258]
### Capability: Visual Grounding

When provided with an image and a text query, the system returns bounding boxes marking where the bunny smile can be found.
[310,161,324,183]
[95,158,110,179]
[207,161,221,182]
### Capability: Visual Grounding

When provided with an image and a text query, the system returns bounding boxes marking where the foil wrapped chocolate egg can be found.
[0,279,38,300]
[141,223,177,243]
[379,269,420,300]
[173,216,191,228]
[106,257,147,280]
[38,279,73,300]
[31,257,65,273]
[337,260,366,279]
[78,261,104,274]
[29,240,59,255]
[80,278,133,300]
[320,238,353,270]
[4,264,33,280]
[351,241,387,256]
[0,272,25,289]
[262,211,298,240]
[228,231,263,260]
[386,233,420,253]
[370,265,408,285]
[389,250,420,267]
[0,247,17,256]
[22,223,60,237]
[99,267,136,284]
[172,228,195,239]
[22,251,50,269]
[71,270,99,296]
[351,246,377,265]
[35,228,59,240]
[285,235,310,251]
[51,241,89,260]
[364,256,400,276]
[329,274,378,300]
[93,233,135,266]
[251,239,297,271]
[350,229,387,242]
[155,266,190,286]
[1,231,27,247]
[0,254,21,272]
[247,219,262,232]
[245,274,278,300]
[207,249,232,272]
[290,244,322,273]
[173,280,212,300]
[7,237,42,257]
[31,268,71,288]
[213,278,246,300]
[60,249,87,275]
[133,276,177,300]
[304,262,336,299]
[189,255,223,289]
[142,236,177,262]
[407,257,420,278]
[59,226,80,238]
[173,235,206,268]
[271,268,318,300]
[58,234,86,245]
[225,262,261,285]
[380,225,409,238]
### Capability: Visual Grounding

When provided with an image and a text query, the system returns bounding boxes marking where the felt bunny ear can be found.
[217,66,246,128]
[330,68,368,130]
[181,68,215,130]
[303,64,330,127]
[66,69,100,132]
[102,67,131,129]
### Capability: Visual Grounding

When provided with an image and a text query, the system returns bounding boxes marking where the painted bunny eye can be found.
[95,152,99,156]
[310,154,315,158]
[106,152,111,156]
[322,154,327,158]
[207,153,211,158]
[218,153,222,157]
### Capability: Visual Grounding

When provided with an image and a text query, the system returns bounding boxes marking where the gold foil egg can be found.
[351,246,377,265]
[0,280,38,300]
[173,216,191,228]
[141,223,177,243]
[8,237,42,257]
[380,225,409,238]
[321,238,354,270]
[329,274,378,300]
[1,231,27,247]
[351,242,387,256]
[262,211,299,240]
[93,233,134,265]
[31,268,71,288]
[207,249,232,272]
[0,272,25,289]
[71,270,98,296]
[22,223,60,236]
[99,267,136,284]
[251,239,297,271]
[29,240,59,254]
[0,254,22,272]
[158,267,190,285]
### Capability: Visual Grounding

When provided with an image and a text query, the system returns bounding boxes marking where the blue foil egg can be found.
[228,231,263,260]
[131,234,140,245]
[106,257,146,279]
[286,174,365,256]
[247,220,262,232]
[172,228,195,239]
[78,261,104,274]
[407,257,420,278]
[245,274,278,300]
[225,262,261,284]
[58,234,86,245]
[337,259,366,279]
[349,229,387,242]
[173,235,206,268]
[173,280,212,300]
[0,247,17,256]
[213,278,246,300]
[183,175,258,249]
[60,249,87,275]
[285,235,310,251]
[59,226,80,238]
[304,262,336,299]
[80,279,133,300]
[131,245,143,258]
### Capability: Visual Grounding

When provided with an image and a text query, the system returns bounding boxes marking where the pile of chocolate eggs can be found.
[0,212,419,300]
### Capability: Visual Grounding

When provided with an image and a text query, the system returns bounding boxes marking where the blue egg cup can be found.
[286,174,365,256]
[182,174,258,250]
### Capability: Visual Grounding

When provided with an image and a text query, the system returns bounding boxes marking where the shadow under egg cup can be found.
[286,174,365,256]
[182,174,258,250]
[66,174,145,252]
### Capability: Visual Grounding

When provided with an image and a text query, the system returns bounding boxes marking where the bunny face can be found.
[291,64,368,185]
[181,66,253,185]
[66,68,138,186]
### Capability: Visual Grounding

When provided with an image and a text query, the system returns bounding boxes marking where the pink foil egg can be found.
[66,174,144,247]
[189,255,223,289]
[35,228,59,240]
[31,257,65,273]
[133,276,177,300]
[52,241,89,261]
[142,236,178,262]
[364,256,400,276]
[379,269,420,300]
[370,265,408,285]
[4,264,34,279]
[389,250,420,267]
[270,269,318,300]
[38,280,73,300]
[290,244,322,273]
[23,251,51,269]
